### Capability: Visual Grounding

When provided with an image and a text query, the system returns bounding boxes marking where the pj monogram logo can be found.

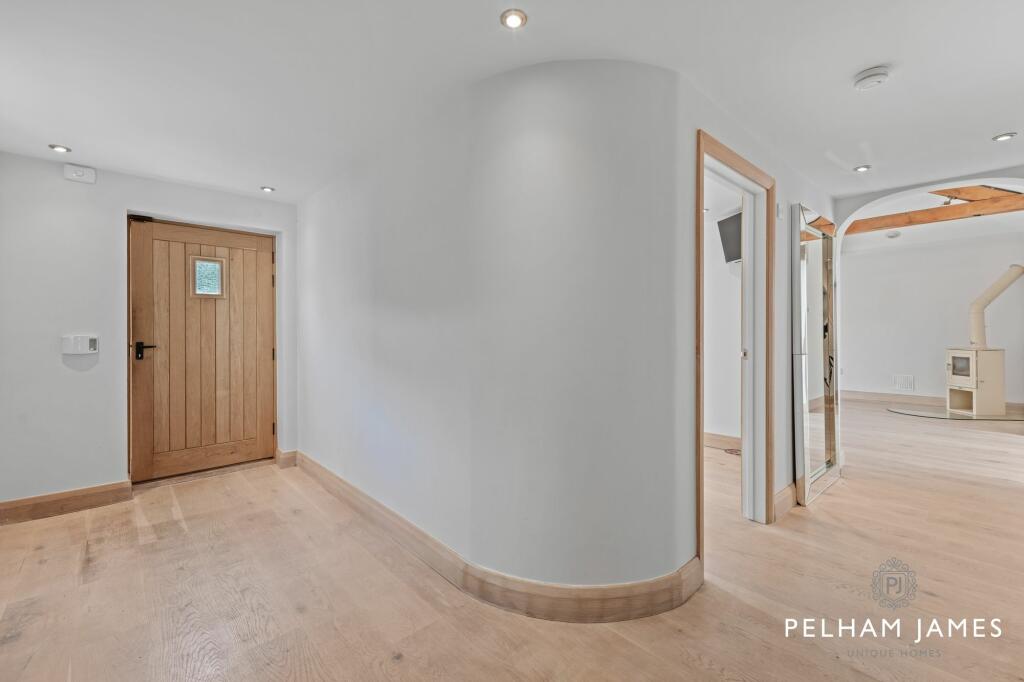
[872,557,918,609]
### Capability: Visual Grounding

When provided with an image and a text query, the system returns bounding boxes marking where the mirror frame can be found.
[791,204,840,505]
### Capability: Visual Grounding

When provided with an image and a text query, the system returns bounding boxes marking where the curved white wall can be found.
[466,63,679,582]
[299,61,681,584]
[298,58,833,585]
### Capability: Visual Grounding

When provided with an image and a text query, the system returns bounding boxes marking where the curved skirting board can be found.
[462,555,703,622]
[295,451,703,623]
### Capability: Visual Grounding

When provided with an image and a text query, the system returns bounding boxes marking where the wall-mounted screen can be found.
[718,212,742,263]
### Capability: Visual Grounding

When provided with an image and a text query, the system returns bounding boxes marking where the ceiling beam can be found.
[846,193,1024,236]
[808,216,835,236]
[929,185,1021,202]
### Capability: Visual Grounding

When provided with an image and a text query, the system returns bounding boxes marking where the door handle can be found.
[134,341,158,360]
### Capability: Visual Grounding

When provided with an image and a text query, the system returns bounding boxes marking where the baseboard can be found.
[275,449,297,468]
[294,451,703,622]
[841,389,1024,410]
[704,432,741,452]
[773,482,796,521]
[0,481,132,526]
[841,390,944,406]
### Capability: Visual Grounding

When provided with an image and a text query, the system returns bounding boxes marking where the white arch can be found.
[836,175,1024,242]
[832,174,1024,467]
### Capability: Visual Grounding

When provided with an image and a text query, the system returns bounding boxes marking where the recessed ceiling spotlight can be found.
[853,65,890,91]
[48,144,71,153]
[703,207,710,213]
[500,9,527,29]
[260,186,276,193]
[853,164,872,173]
[886,231,901,239]
[992,132,1017,142]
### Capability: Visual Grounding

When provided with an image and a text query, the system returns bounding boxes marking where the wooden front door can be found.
[129,217,276,481]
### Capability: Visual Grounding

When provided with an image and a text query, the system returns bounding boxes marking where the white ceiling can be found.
[3,1,1024,202]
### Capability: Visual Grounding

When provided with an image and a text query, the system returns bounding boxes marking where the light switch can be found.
[62,334,99,355]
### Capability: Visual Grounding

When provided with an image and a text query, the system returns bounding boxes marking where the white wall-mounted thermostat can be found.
[62,334,99,355]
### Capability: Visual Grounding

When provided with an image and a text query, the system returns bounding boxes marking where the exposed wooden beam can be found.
[929,185,1021,202]
[846,193,1024,236]
[808,216,835,236]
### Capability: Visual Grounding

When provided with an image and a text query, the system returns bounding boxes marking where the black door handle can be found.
[134,341,158,360]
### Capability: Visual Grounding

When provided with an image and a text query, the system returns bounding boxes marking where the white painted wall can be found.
[0,152,297,502]
[300,61,678,585]
[298,60,833,585]
[840,230,1024,401]
[703,211,742,439]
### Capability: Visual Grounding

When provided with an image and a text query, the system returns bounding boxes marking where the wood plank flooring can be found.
[1,399,1022,680]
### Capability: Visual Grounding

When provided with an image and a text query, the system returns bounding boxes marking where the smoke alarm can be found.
[853,66,890,91]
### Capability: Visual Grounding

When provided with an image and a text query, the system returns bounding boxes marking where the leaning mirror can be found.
[792,205,840,504]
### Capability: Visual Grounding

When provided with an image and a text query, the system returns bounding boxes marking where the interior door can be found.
[129,217,276,481]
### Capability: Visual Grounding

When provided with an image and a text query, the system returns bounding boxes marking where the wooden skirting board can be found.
[295,451,703,623]
[704,432,740,452]
[0,480,132,525]
[841,390,944,406]
[275,449,297,468]
[841,389,1024,410]
[773,482,796,520]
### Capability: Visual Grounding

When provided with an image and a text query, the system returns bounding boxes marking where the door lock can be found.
[134,341,158,360]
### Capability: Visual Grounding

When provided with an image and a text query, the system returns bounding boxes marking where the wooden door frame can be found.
[696,130,777,560]
[127,215,278,481]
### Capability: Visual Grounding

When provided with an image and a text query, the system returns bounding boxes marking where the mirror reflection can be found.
[794,207,838,502]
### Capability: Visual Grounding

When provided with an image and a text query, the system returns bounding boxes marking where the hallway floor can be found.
[1,399,1022,680]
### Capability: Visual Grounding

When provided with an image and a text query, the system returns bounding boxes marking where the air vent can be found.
[892,374,915,391]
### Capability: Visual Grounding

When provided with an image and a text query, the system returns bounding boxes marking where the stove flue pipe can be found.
[969,264,1024,348]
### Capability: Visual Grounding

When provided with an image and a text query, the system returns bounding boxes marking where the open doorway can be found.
[834,180,1024,487]
[702,169,752,520]
[695,131,777,563]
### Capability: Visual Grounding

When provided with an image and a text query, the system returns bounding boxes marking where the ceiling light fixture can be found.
[886,231,901,239]
[48,144,71,153]
[853,164,872,173]
[703,207,710,213]
[500,9,527,30]
[853,65,890,91]
[260,186,276,193]
[992,132,1017,142]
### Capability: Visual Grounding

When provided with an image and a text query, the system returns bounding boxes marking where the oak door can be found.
[129,217,276,481]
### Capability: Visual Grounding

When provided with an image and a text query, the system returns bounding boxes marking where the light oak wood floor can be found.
[1,399,1022,680]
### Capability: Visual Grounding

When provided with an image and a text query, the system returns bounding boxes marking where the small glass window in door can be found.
[191,256,226,297]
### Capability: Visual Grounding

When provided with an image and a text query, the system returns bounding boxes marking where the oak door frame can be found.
[126,215,278,481]
[696,130,777,560]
